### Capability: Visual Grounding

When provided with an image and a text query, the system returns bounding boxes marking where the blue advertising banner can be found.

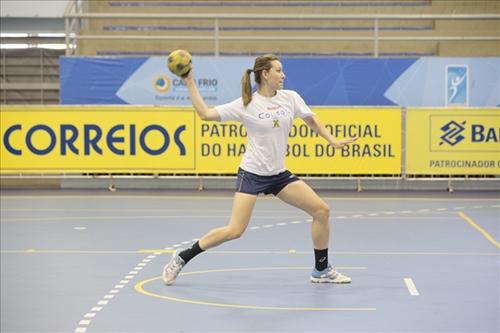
[60,57,252,106]
[384,58,499,107]
[280,58,416,105]
[60,57,500,107]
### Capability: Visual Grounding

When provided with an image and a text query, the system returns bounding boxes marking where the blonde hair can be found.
[241,54,280,106]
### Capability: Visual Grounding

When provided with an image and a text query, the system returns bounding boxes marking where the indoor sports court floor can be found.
[1,189,499,333]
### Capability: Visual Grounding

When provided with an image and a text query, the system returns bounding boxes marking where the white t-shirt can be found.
[215,89,315,176]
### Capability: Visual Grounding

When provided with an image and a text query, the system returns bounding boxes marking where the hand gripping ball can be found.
[167,49,192,77]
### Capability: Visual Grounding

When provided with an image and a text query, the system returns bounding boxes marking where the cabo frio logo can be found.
[152,75,171,93]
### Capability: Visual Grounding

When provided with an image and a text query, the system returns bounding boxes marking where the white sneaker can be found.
[162,249,186,285]
[310,265,352,284]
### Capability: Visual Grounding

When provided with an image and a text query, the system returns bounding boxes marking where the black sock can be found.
[179,241,204,264]
[314,248,328,271]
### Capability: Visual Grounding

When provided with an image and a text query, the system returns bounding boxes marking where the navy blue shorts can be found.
[235,168,300,196]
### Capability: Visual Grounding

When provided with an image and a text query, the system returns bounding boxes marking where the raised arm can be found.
[182,69,220,122]
[302,115,357,148]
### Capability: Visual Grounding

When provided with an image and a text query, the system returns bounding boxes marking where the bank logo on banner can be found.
[431,115,499,152]
[439,120,466,146]
[446,65,468,106]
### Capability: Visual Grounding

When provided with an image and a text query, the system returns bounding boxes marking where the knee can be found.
[312,203,330,222]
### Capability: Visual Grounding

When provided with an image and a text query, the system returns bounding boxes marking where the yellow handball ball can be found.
[167,49,192,77]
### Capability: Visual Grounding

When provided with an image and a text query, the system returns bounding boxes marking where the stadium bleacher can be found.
[73,0,498,57]
[0,49,62,104]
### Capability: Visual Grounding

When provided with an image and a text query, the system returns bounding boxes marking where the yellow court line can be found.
[0,208,376,214]
[0,215,230,222]
[1,195,499,201]
[1,249,499,256]
[2,208,234,212]
[458,212,500,248]
[139,249,500,256]
[0,208,296,213]
[0,249,141,254]
[0,215,307,222]
[135,268,375,312]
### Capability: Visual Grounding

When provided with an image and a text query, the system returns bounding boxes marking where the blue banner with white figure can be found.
[383,58,499,107]
[60,57,500,107]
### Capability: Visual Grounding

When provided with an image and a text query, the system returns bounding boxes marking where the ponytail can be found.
[241,54,280,107]
[241,68,253,106]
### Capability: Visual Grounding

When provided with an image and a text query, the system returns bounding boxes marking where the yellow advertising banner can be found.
[287,108,400,174]
[406,108,500,175]
[196,108,401,174]
[1,106,401,174]
[1,106,196,173]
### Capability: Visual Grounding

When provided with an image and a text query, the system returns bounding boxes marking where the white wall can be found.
[1,0,70,18]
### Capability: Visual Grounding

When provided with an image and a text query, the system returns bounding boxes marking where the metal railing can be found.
[63,0,500,56]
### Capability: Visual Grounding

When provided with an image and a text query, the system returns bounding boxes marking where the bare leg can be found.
[198,192,257,250]
[276,180,330,249]
[163,192,257,285]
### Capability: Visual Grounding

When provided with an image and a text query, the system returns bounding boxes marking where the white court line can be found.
[73,247,162,333]
[404,278,420,296]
